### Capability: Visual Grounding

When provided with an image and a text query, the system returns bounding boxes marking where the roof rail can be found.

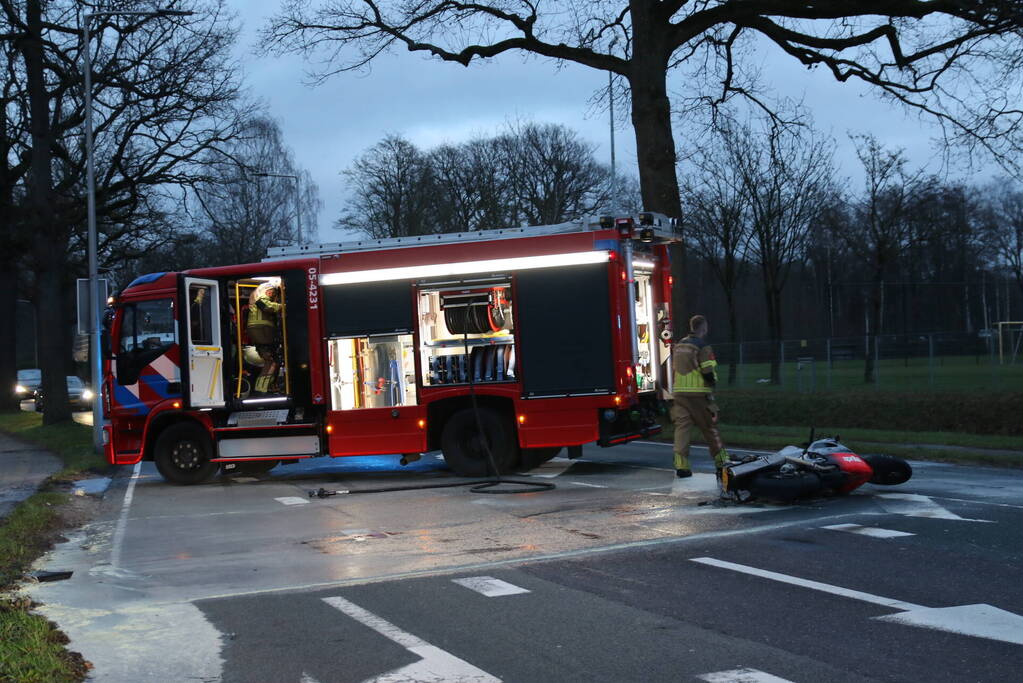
[264,213,678,261]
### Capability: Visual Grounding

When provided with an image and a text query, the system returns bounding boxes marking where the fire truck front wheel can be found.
[441,407,518,477]
[154,422,218,485]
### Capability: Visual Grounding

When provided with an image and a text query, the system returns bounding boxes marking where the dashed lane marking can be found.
[822,523,915,538]
[698,668,795,683]
[322,595,499,682]
[452,576,530,597]
[274,496,310,506]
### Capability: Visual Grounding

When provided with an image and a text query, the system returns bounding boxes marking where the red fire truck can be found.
[102,214,679,484]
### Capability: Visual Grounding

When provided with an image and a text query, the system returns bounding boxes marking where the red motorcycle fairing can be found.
[828,452,873,493]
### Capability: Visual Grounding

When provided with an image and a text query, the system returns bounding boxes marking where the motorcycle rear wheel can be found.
[861,454,913,485]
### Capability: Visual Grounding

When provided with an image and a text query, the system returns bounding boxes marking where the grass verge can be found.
[0,411,103,682]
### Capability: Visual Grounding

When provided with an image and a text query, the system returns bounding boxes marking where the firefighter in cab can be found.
[246,280,283,395]
[672,314,730,480]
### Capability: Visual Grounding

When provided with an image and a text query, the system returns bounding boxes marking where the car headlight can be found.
[15,384,27,394]
[82,389,94,401]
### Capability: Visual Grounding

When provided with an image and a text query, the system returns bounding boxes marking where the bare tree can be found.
[499,121,611,226]
[341,123,616,237]
[194,116,321,266]
[428,136,515,232]
[262,0,1023,336]
[731,120,835,383]
[846,134,929,382]
[339,133,438,238]
[0,0,246,422]
[681,130,750,385]
[981,181,1023,301]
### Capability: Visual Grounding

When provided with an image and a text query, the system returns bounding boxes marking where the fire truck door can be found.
[184,277,225,408]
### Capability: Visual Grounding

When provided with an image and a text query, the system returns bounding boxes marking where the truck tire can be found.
[154,422,218,485]
[748,470,822,502]
[441,407,518,477]
[861,454,913,485]
[519,447,562,471]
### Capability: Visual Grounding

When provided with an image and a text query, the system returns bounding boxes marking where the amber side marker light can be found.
[417,419,426,429]
[172,401,181,409]
[326,425,334,434]
[518,415,526,424]
[613,396,622,405]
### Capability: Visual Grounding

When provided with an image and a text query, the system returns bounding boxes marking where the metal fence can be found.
[710,332,1023,393]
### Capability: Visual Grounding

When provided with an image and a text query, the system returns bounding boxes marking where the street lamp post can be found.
[82,8,192,451]
[252,172,303,244]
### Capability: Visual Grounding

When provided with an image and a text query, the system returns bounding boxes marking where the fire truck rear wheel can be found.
[228,460,280,476]
[441,407,518,477]
[154,422,218,485]
[519,447,562,471]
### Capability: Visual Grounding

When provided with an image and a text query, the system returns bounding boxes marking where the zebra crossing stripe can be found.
[698,668,795,683]
[822,523,914,538]
[452,576,530,597]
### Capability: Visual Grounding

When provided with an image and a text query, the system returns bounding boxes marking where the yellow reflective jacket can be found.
[672,335,717,393]
[247,295,281,329]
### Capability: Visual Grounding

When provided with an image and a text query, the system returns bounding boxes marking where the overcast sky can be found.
[229,1,975,244]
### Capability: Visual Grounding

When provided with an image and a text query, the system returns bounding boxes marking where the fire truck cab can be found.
[102,214,679,484]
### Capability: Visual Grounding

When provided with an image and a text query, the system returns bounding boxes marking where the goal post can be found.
[996,321,1023,365]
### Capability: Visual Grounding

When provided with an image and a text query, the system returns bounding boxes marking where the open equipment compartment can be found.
[418,280,516,387]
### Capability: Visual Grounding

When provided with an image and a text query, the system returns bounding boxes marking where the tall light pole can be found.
[82,7,193,451]
[253,172,303,244]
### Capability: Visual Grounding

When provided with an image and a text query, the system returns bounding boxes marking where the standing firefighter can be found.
[672,314,730,479]
[247,281,282,395]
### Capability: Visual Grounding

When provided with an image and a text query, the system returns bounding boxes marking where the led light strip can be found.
[321,250,611,286]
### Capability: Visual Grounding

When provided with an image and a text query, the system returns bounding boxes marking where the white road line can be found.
[110,461,142,569]
[691,557,1023,645]
[689,557,923,610]
[876,493,994,522]
[525,457,575,478]
[928,495,1023,510]
[822,524,915,538]
[322,596,499,682]
[452,576,530,597]
[698,668,795,683]
[567,480,607,488]
[274,496,310,506]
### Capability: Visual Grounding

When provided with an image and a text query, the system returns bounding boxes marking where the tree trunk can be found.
[0,266,17,412]
[864,268,883,384]
[725,288,739,386]
[0,93,17,412]
[22,0,70,423]
[629,7,686,338]
[764,285,783,384]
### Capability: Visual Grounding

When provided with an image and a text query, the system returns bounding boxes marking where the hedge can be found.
[716,391,1023,436]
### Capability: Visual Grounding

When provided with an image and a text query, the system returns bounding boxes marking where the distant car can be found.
[34,375,95,412]
[15,368,41,400]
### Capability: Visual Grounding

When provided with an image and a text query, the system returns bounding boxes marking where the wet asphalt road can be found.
[27,442,1023,682]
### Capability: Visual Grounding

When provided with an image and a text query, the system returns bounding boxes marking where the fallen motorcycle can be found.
[720,434,912,502]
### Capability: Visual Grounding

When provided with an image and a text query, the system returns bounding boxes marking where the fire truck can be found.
[102,214,679,484]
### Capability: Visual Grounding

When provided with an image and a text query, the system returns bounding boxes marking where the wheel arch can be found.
[143,412,213,462]
[425,394,516,452]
